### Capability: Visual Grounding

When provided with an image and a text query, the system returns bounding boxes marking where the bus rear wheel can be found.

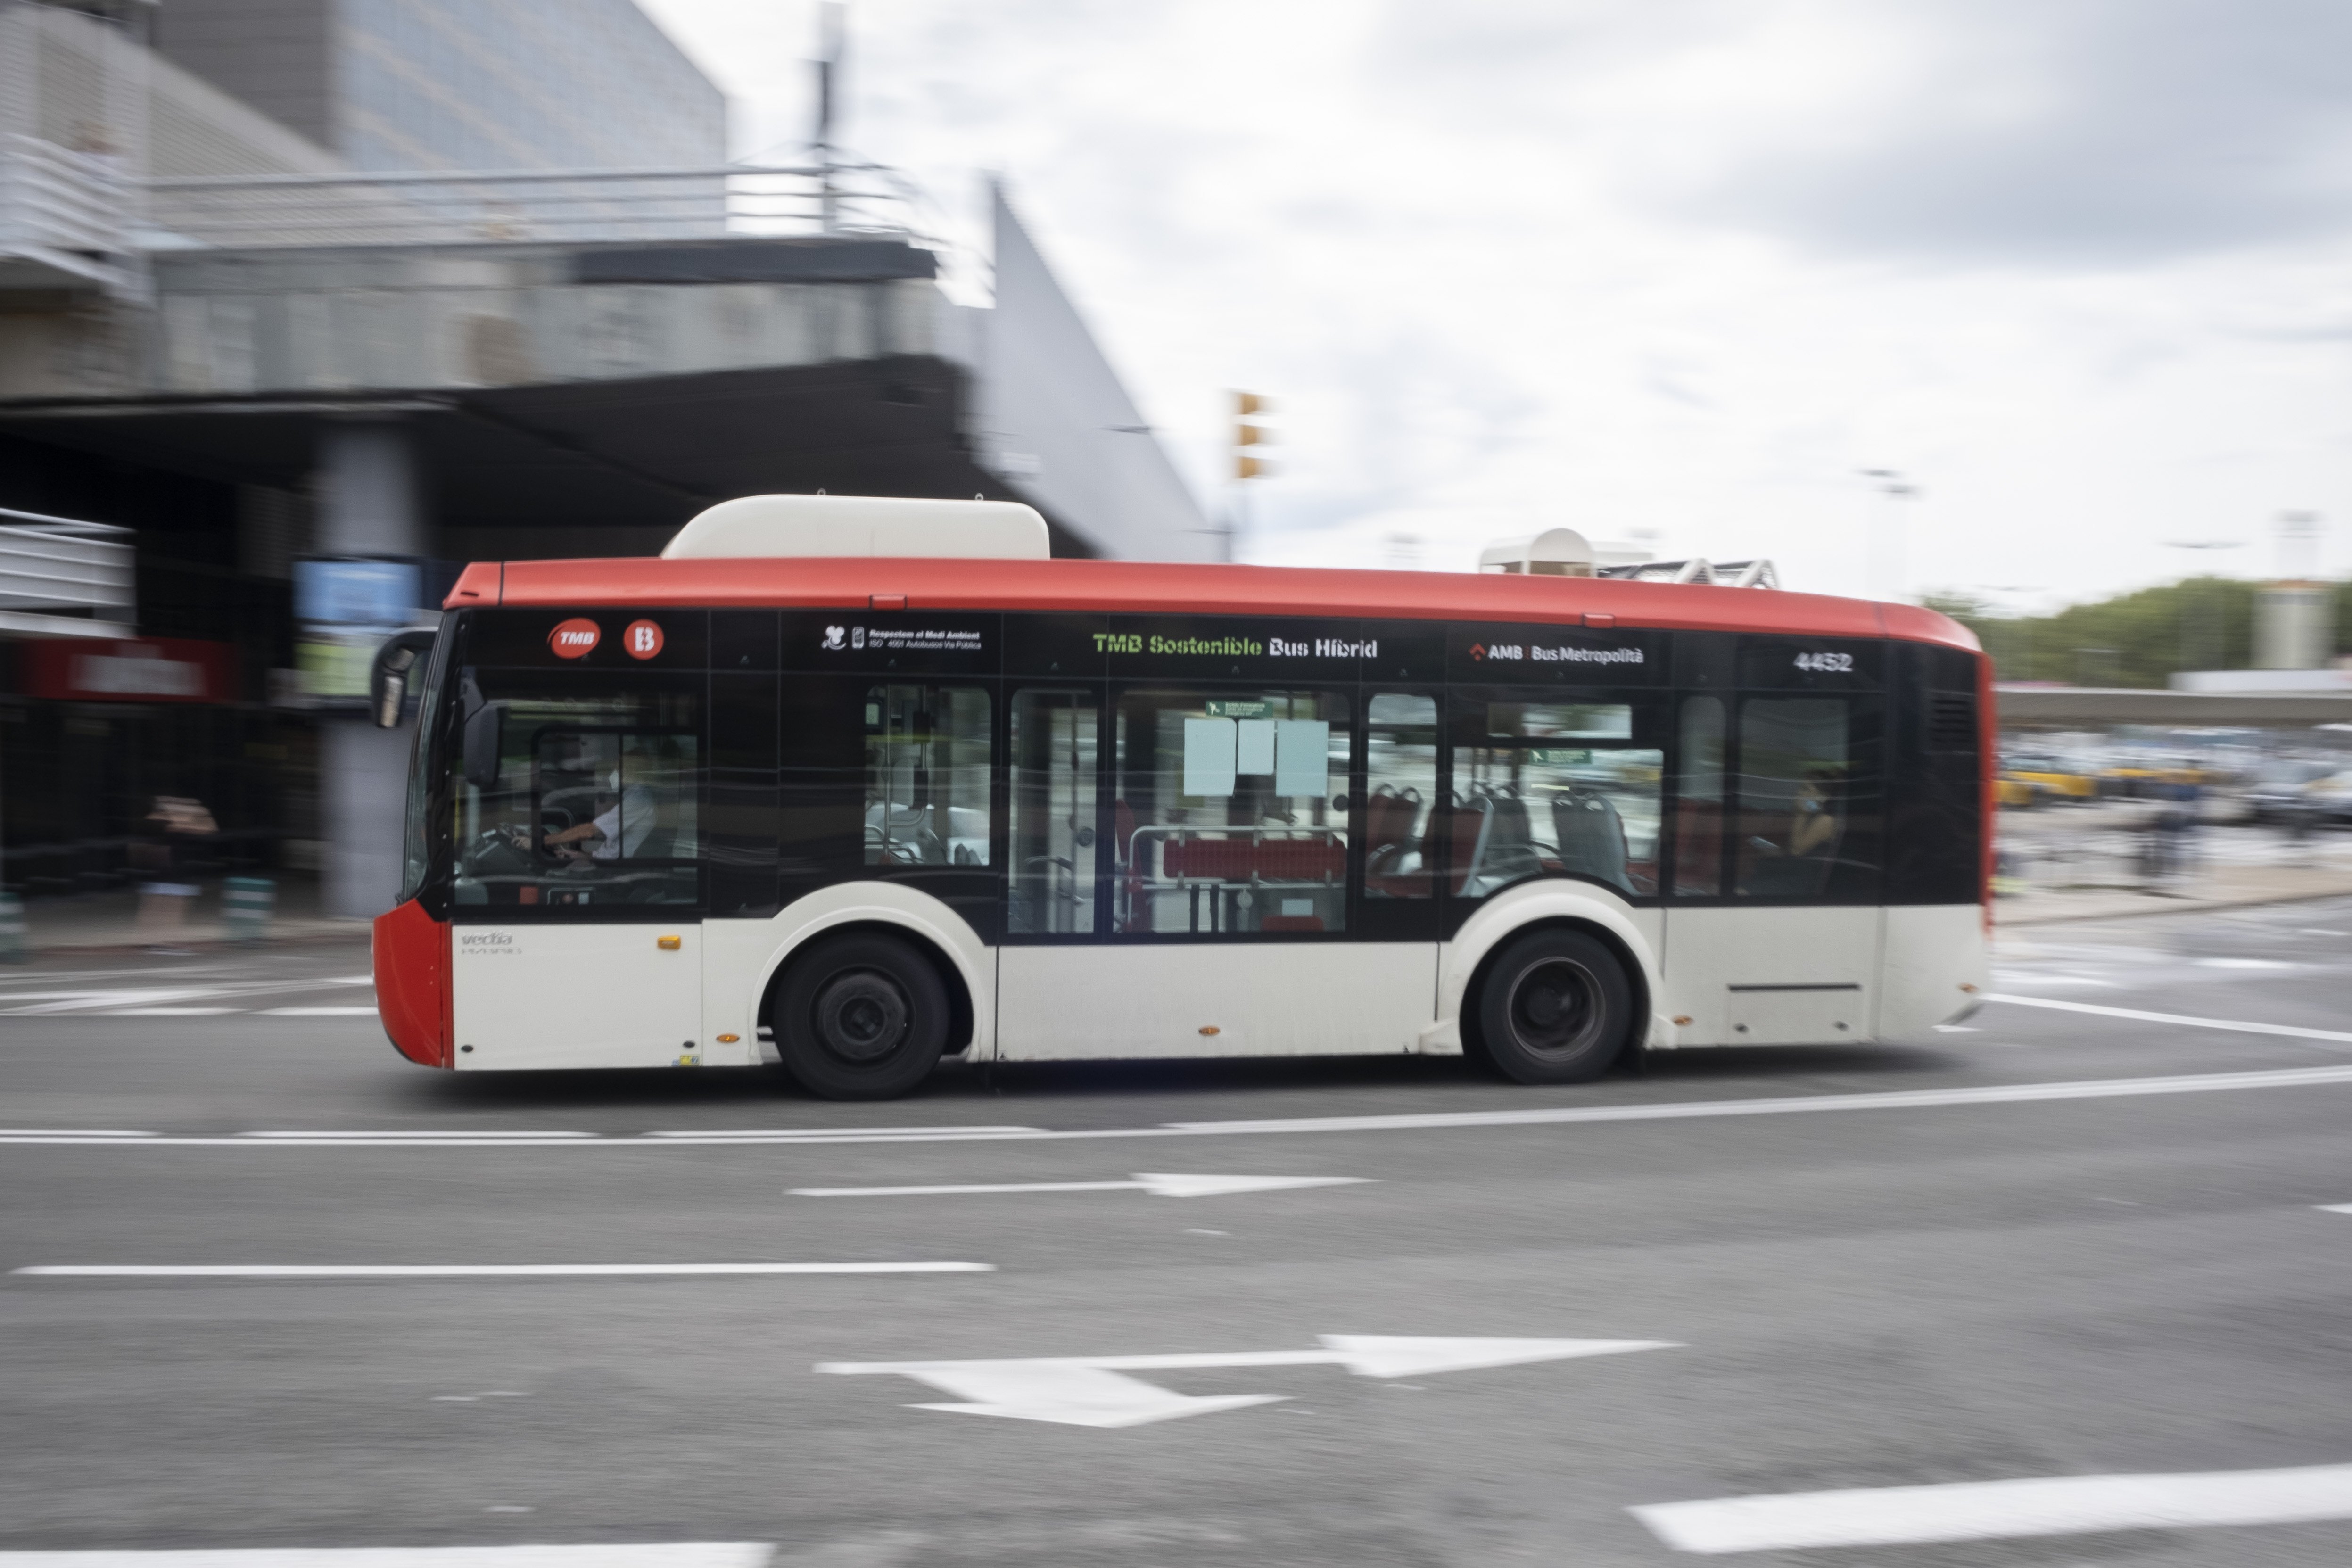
[1473,929,1633,1085]
[774,932,949,1100]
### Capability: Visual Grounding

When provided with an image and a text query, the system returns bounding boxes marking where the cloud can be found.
[640,0,2352,602]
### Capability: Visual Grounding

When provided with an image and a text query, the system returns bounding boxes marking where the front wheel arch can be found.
[1459,916,1650,1077]
[756,920,974,1068]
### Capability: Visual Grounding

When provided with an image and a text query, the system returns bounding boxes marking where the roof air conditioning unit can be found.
[662,495,1052,560]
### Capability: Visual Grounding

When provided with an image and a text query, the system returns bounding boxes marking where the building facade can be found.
[155,0,725,172]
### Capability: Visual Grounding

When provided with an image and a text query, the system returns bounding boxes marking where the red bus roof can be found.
[447,556,1980,654]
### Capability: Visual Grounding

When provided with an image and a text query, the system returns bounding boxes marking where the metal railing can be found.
[0,134,136,292]
[0,509,135,636]
[140,159,941,251]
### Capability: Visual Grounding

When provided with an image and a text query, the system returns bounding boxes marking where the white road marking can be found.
[820,1335,1675,1427]
[0,1129,152,1138]
[1631,1461,2352,1554]
[328,976,377,985]
[14,1262,992,1279]
[239,1130,595,1140]
[2315,1204,2352,1216]
[1987,973,2119,987]
[105,1008,239,1017]
[791,1173,1372,1199]
[260,1006,379,1017]
[2198,957,2297,969]
[0,990,231,1015]
[2301,929,2350,936]
[0,1549,773,1567]
[1931,1024,1979,1033]
[16,1061,2352,1150]
[1986,992,2352,1044]
[650,1126,1042,1139]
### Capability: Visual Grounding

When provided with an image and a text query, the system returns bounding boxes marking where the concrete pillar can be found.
[317,420,426,919]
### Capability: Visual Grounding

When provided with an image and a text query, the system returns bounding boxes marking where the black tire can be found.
[1472,928,1634,1085]
[772,932,950,1100]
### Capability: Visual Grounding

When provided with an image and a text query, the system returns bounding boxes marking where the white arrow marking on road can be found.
[818,1334,1677,1427]
[1631,1461,2352,1554]
[790,1173,1373,1199]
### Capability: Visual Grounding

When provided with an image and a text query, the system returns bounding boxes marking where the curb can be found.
[1998,883,2352,927]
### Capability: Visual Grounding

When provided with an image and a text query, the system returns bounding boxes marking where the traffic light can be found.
[1233,392,1274,480]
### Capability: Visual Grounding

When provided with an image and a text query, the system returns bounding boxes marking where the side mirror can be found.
[462,702,503,789]
[367,629,438,729]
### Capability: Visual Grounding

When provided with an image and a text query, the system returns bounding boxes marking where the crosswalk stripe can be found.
[1631,1462,2352,1553]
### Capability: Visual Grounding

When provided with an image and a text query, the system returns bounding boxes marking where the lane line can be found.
[104,1008,239,1017]
[1631,1461,2352,1554]
[239,1130,596,1140]
[2316,1205,2352,1216]
[13,1062,2352,1150]
[650,1125,1042,1139]
[0,1547,775,1566]
[1985,992,2352,1045]
[0,1129,154,1139]
[792,1174,1373,1198]
[12,1262,992,1279]
[259,1006,379,1017]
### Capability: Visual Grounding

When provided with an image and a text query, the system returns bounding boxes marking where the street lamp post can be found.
[1859,469,1920,602]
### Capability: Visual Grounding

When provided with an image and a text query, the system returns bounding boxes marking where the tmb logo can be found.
[549,618,601,659]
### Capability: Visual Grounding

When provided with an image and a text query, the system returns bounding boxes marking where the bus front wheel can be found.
[774,932,949,1099]
[1472,929,1633,1085]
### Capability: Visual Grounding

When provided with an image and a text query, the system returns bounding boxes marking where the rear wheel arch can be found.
[1459,916,1651,1077]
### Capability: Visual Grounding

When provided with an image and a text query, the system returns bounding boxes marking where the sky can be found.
[636,0,2352,610]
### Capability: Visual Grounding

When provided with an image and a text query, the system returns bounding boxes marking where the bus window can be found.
[1672,694,1726,896]
[1364,693,1437,899]
[1008,689,1098,933]
[1734,697,1880,898]
[450,676,701,909]
[864,686,991,867]
[1454,701,1662,898]
[1113,689,1349,934]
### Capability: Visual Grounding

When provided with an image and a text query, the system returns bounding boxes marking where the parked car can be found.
[2002,752,2100,804]
[2301,770,2352,826]
[2245,759,2343,825]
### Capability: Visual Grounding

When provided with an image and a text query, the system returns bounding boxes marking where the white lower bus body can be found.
[447,881,1988,1070]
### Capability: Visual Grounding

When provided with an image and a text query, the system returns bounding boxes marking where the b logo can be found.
[623,619,664,660]
[549,618,601,659]
[821,626,847,651]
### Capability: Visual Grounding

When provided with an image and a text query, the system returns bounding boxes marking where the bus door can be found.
[997,676,1439,1060]
[1660,639,1885,1044]
[446,651,706,1069]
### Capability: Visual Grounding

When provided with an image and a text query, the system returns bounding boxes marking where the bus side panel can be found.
[996,944,1436,1060]
[1660,907,1880,1045]
[372,899,451,1068]
[451,924,701,1069]
[1877,905,1989,1038]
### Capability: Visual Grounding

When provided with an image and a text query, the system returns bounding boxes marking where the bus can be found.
[369,494,1989,1099]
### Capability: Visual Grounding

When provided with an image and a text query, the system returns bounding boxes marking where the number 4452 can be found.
[1794,651,1854,673]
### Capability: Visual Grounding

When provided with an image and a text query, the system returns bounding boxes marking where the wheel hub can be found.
[813,968,911,1063]
[1509,957,1599,1056]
